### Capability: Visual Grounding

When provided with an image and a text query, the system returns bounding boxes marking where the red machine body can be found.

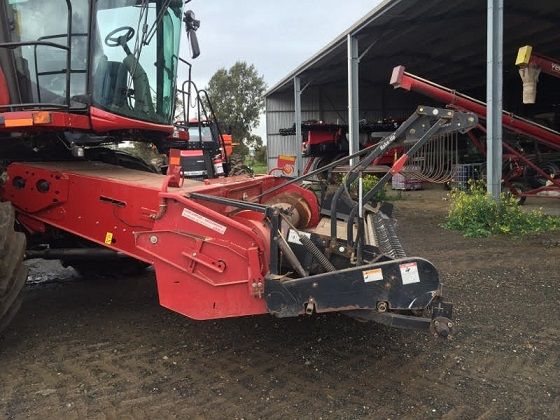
[285,121,404,176]
[0,68,9,105]
[302,129,400,166]
[303,128,341,152]
[4,160,320,320]
[0,107,176,135]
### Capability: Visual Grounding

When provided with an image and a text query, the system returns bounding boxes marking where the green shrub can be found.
[348,174,387,202]
[444,180,560,237]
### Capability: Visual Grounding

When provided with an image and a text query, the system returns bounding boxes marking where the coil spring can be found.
[299,234,336,272]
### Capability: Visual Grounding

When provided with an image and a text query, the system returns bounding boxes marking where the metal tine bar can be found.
[345,118,448,253]
[434,133,455,184]
[434,135,445,182]
[406,131,459,184]
[330,111,424,245]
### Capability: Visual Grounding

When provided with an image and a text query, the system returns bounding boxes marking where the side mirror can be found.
[188,30,200,59]
[183,10,201,59]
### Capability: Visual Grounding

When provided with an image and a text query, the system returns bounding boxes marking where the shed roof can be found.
[266,0,560,100]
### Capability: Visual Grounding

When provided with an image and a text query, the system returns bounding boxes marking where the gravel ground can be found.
[1,187,559,419]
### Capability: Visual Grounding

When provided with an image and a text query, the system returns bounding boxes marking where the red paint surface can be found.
[4,163,319,320]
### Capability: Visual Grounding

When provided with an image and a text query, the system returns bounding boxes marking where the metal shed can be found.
[265,0,560,177]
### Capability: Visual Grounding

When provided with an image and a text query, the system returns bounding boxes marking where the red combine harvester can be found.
[391,65,560,202]
[0,0,477,338]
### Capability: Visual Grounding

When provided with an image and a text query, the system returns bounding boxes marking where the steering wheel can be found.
[104,26,135,48]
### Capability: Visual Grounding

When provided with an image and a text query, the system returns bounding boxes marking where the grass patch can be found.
[251,164,268,175]
[444,180,560,237]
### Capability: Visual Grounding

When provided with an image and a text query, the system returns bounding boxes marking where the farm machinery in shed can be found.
[279,119,402,176]
[391,65,560,202]
[0,0,477,338]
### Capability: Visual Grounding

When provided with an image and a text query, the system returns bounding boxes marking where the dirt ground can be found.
[1,187,559,419]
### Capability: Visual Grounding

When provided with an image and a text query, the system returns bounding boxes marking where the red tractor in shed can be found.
[280,120,404,176]
[0,0,473,338]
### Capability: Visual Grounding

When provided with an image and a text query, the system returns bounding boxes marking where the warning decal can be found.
[399,262,421,285]
[181,208,227,234]
[363,268,384,283]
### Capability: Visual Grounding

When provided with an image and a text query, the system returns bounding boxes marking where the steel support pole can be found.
[294,76,303,177]
[486,0,503,200]
[348,35,360,166]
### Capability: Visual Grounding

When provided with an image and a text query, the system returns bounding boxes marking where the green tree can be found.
[246,134,263,151]
[254,144,267,164]
[206,62,267,156]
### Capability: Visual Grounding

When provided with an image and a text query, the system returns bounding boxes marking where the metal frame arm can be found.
[331,106,477,248]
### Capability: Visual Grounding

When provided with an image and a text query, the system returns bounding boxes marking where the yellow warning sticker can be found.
[104,232,114,245]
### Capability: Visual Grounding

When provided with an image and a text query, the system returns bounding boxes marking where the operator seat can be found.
[122,53,155,116]
[93,55,129,110]
[93,54,155,118]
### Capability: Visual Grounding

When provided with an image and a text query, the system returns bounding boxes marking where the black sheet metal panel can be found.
[265,257,440,318]
[266,0,560,118]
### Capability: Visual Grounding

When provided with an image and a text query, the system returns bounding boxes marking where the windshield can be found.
[1,0,183,121]
[188,126,214,143]
[91,0,182,124]
[4,0,89,106]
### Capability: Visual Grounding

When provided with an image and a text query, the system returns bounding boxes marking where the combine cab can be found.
[168,119,232,180]
[171,69,234,180]
[0,0,476,338]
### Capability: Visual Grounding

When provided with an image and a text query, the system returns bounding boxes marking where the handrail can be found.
[32,33,88,103]
[173,56,230,173]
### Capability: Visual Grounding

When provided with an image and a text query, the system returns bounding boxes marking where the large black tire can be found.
[229,163,254,177]
[524,162,560,189]
[0,202,28,333]
[228,154,254,177]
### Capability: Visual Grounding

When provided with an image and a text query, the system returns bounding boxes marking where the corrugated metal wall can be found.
[266,88,322,172]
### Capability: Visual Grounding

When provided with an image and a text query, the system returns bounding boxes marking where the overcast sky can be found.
[180,0,382,139]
